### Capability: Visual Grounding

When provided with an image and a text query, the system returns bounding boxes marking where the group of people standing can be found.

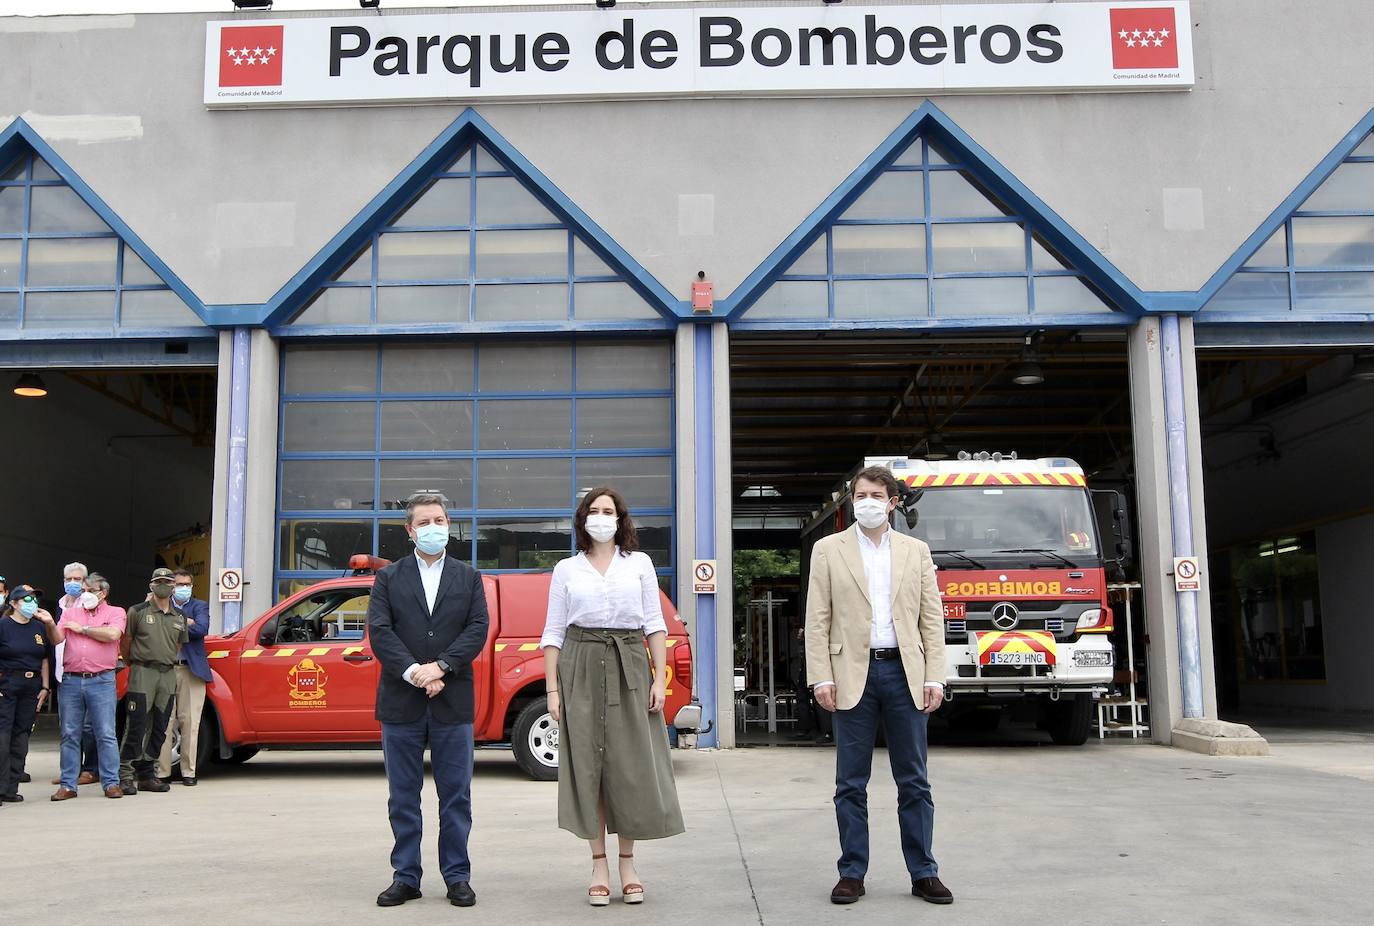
[0,562,212,805]
[367,464,950,909]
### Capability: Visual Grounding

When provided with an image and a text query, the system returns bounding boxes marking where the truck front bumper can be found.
[943,636,1113,696]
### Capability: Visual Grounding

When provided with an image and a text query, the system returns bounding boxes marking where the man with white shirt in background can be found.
[805,465,953,907]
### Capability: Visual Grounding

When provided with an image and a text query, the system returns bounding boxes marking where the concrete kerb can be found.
[1172,717,1272,756]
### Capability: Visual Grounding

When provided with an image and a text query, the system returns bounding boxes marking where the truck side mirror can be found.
[1091,488,1134,572]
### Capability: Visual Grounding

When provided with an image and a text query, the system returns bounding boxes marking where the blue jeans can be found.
[58,672,120,789]
[381,711,474,888]
[831,657,939,881]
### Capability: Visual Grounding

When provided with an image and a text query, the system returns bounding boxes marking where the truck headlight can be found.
[1077,607,1114,633]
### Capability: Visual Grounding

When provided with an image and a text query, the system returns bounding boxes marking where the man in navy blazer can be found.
[157,568,214,786]
[367,493,489,909]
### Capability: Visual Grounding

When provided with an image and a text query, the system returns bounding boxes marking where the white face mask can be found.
[853,498,892,530]
[80,591,100,610]
[584,514,618,543]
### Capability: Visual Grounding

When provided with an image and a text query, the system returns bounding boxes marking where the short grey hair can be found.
[63,562,89,580]
[84,573,110,595]
[404,492,450,526]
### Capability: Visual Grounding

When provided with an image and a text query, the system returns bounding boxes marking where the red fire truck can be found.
[802,454,1130,745]
[125,557,696,780]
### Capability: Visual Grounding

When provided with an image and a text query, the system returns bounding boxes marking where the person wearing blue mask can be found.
[366,491,489,909]
[49,562,99,788]
[155,568,212,786]
[0,585,60,803]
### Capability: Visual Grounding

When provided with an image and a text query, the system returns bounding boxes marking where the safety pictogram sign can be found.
[1173,556,1200,592]
[692,559,717,595]
[218,567,244,603]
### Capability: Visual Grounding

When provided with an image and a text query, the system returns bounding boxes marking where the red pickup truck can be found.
[128,556,694,780]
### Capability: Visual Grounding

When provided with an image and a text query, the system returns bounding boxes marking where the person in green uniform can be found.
[118,568,188,795]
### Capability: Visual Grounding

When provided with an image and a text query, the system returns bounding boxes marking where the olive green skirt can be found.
[557,625,685,841]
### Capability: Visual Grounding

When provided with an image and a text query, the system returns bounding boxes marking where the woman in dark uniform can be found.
[0,584,58,803]
[541,487,685,906]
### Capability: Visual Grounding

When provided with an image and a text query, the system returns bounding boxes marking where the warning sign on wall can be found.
[692,559,718,595]
[218,568,244,603]
[1173,557,1200,593]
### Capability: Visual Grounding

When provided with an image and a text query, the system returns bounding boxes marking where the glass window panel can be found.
[283,346,377,395]
[576,456,672,508]
[574,237,614,277]
[30,158,59,181]
[476,176,555,225]
[892,140,921,167]
[21,290,114,328]
[442,149,472,173]
[281,401,377,451]
[0,158,24,182]
[1300,161,1374,212]
[0,292,16,326]
[932,276,1029,315]
[278,520,374,571]
[784,237,827,275]
[1354,135,1374,158]
[475,146,505,173]
[391,177,470,228]
[379,400,474,451]
[121,247,163,285]
[1202,273,1290,312]
[1030,234,1072,271]
[0,186,26,233]
[832,225,925,275]
[25,237,117,286]
[576,397,672,449]
[377,231,468,280]
[376,284,468,324]
[0,239,19,287]
[479,458,571,509]
[747,280,828,319]
[840,172,923,221]
[1293,271,1374,312]
[379,459,473,511]
[380,519,472,563]
[931,222,1025,272]
[927,141,953,165]
[479,399,571,450]
[576,340,671,391]
[333,245,372,283]
[634,515,673,569]
[473,283,568,321]
[1243,228,1288,268]
[29,186,108,233]
[475,518,572,570]
[1291,216,1374,267]
[120,289,202,327]
[474,229,567,279]
[1033,276,1113,314]
[281,460,374,511]
[381,343,474,393]
[480,342,571,392]
[928,170,1009,219]
[833,278,926,318]
[574,282,660,320]
[292,286,372,326]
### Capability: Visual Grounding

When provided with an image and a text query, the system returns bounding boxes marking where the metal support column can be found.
[693,323,719,747]
[222,327,251,634]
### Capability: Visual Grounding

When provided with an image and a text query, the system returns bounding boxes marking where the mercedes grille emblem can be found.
[990,601,1020,630]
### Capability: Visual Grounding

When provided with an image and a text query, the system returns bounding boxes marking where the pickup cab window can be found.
[260,589,371,646]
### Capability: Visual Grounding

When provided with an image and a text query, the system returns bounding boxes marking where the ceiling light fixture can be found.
[13,372,47,398]
[1012,333,1045,386]
[231,1,273,10]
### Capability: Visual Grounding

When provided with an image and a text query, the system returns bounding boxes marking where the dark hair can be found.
[851,465,901,499]
[173,568,194,580]
[405,492,451,526]
[574,486,639,555]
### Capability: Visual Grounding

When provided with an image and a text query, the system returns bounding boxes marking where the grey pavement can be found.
[6,726,1371,926]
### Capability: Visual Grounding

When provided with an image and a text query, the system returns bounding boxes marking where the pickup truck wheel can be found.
[1047,694,1092,746]
[513,698,559,781]
[220,746,260,765]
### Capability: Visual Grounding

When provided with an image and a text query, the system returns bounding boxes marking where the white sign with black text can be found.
[204,2,1193,107]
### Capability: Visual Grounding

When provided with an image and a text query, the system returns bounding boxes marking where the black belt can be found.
[870,648,902,661]
[175,659,189,666]
[66,669,112,678]
[0,670,38,679]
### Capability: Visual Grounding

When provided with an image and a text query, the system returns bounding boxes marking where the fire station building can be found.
[2,0,1372,752]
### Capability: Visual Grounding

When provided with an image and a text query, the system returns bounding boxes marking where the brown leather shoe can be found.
[50,787,78,802]
[913,877,954,905]
[78,771,99,786]
[830,877,865,904]
[104,786,123,799]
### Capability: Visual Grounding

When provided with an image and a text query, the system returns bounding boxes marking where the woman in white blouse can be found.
[541,486,685,906]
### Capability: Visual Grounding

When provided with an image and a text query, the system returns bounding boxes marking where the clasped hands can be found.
[409,662,447,698]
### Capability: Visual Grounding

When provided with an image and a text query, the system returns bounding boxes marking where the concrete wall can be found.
[2,1,1374,309]
[0,373,213,612]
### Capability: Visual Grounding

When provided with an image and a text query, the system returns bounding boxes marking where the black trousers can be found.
[0,672,41,797]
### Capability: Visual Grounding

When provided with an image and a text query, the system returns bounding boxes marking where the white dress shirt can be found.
[403,551,446,686]
[539,549,668,649]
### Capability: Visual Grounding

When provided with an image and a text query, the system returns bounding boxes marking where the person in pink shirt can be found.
[50,573,126,801]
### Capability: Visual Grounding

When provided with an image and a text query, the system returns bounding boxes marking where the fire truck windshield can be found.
[899,485,1101,564]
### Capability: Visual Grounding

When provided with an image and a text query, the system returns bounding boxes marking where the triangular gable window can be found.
[289,143,661,327]
[744,137,1116,321]
[1205,129,1374,314]
[0,149,201,332]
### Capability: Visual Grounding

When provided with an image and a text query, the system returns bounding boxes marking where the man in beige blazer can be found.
[805,465,952,906]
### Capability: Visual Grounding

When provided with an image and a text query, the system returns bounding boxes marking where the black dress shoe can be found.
[376,880,422,907]
[913,876,954,904]
[447,882,476,907]
[120,780,138,796]
[0,793,23,803]
[830,877,865,904]
[136,777,171,793]
[19,772,31,783]
[181,777,198,787]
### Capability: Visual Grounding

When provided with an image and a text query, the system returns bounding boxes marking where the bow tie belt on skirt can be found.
[563,625,644,707]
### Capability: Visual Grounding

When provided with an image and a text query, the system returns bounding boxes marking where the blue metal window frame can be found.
[0,119,212,338]
[272,337,677,600]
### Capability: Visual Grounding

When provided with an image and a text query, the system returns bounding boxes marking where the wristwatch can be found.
[436,659,453,676]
